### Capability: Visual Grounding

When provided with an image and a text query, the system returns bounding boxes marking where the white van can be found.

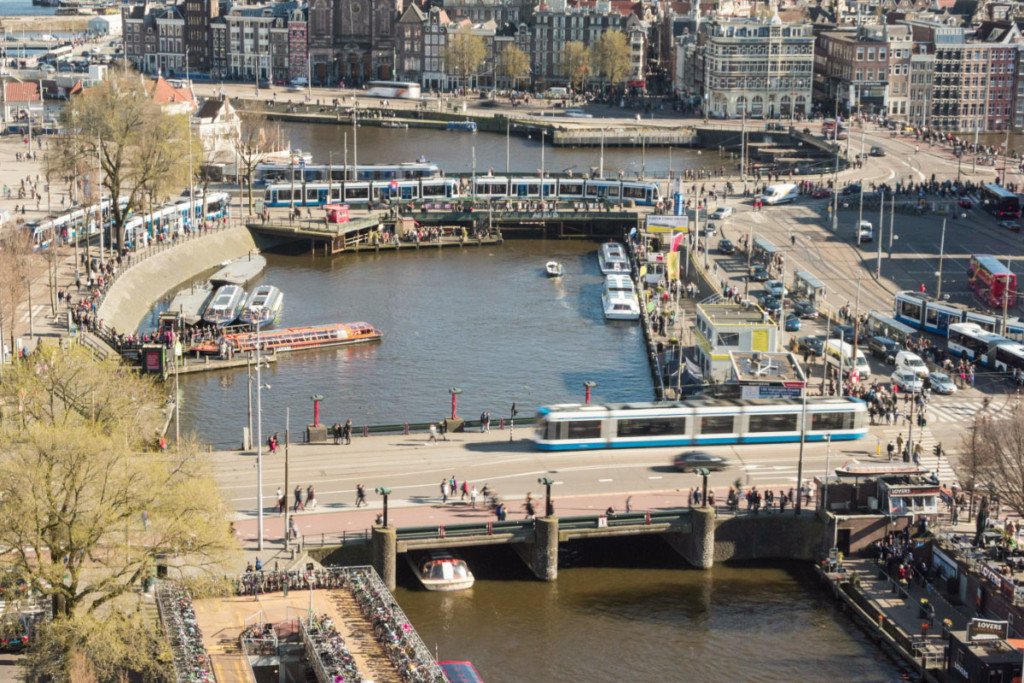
[544,87,569,99]
[760,183,799,206]
[858,220,873,242]
[894,350,928,378]
[824,339,871,380]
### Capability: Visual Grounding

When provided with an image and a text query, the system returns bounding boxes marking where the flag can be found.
[670,232,685,252]
[666,251,679,280]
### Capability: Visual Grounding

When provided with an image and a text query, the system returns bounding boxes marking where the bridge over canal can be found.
[363,507,826,590]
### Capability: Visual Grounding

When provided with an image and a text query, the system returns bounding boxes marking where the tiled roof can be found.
[4,81,40,102]
[149,76,194,105]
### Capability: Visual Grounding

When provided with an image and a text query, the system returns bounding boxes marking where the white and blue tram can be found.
[532,397,868,451]
[254,161,441,185]
[263,178,460,207]
[893,290,1023,339]
[120,192,230,247]
[472,176,662,206]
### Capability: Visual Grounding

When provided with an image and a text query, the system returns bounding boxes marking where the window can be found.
[566,420,602,439]
[717,332,739,346]
[617,417,689,437]
[748,413,798,433]
[700,415,735,434]
[810,411,854,431]
[867,48,875,61]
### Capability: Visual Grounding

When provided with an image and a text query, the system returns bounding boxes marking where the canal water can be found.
[395,540,906,682]
[149,239,654,448]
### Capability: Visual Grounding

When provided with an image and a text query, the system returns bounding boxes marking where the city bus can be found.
[946,322,1009,361]
[968,254,1017,308]
[364,81,422,100]
[821,118,849,140]
[979,183,1021,219]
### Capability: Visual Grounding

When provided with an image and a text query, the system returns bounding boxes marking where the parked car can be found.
[765,279,788,298]
[756,293,781,312]
[811,188,832,199]
[673,451,730,472]
[842,182,862,196]
[784,313,801,331]
[710,206,734,220]
[926,372,957,394]
[718,238,736,254]
[891,369,924,393]
[796,335,825,356]
[766,122,786,131]
[748,266,770,282]
[999,219,1022,232]
[791,301,818,319]
[831,325,863,344]
[868,336,899,362]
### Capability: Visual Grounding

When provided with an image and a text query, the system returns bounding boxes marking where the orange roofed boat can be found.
[192,322,382,355]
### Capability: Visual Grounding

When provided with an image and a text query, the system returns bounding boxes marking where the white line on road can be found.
[598,478,613,483]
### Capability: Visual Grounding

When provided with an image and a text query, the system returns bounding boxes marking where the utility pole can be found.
[936,219,946,299]
[856,181,864,245]
[888,194,895,258]
[1003,255,1013,331]
[875,193,883,279]
[284,407,290,551]
[741,110,747,195]
[851,277,862,388]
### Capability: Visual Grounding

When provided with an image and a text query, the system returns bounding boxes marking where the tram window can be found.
[748,413,798,432]
[810,411,853,431]
[560,182,584,196]
[608,185,620,197]
[306,189,318,201]
[700,415,735,434]
[898,300,922,322]
[565,420,602,440]
[622,185,645,199]
[617,417,688,437]
[422,184,444,197]
[585,185,602,197]
[527,184,540,196]
[717,332,739,346]
[346,187,369,200]
[276,189,292,201]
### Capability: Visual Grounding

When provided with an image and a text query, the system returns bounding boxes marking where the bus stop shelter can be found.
[792,270,826,304]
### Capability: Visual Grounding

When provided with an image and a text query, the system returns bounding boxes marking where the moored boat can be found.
[237,285,284,328]
[602,273,640,320]
[545,261,564,278]
[597,241,629,274]
[202,285,246,326]
[438,661,485,683]
[192,322,382,355]
[406,550,474,591]
[380,121,408,129]
[209,253,267,287]
[446,120,478,132]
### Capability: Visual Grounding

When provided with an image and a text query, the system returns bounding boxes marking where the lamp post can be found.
[311,394,323,428]
[375,487,391,528]
[538,477,554,517]
[695,467,710,507]
[583,380,597,404]
[255,320,265,551]
[449,387,462,419]
[795,383,809,514]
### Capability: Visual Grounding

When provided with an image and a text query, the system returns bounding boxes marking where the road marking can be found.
[598,478,613,482]
[648,476,663,480]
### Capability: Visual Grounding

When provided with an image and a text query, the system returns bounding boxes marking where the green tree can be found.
[590,30,632,87]
[444,31,487,90]
[0,342,238,622]
[49,72,195,253]
[497,43,531,89]
[560,41,590,92]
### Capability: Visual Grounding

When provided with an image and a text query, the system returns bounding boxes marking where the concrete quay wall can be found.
[713,514,826,563]
[97,227,258,334]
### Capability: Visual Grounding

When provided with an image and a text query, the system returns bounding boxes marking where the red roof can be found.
[148,77,195,106]
[4,81,40,103]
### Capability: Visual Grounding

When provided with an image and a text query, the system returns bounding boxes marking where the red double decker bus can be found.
[969,254,1017,308]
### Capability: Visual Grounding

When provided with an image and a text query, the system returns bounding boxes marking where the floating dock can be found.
[166,282,214,326]
[210,253,267,287]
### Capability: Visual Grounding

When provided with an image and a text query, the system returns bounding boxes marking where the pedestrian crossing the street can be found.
[874,425,959,487]
[872,396,1020,425]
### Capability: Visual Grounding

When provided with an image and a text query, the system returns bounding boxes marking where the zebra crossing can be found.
[874,424,959,487]
[918,396,1019,424]
[18,304,51,324]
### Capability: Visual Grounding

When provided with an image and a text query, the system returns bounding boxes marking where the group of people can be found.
[276,485,317,513]
[438,475,478,508]
[331,420,353,445]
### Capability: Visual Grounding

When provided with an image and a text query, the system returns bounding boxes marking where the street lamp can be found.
[449,387,462,419]
[375,487,391,528]
[695,467,710,507]
[583,380,597,404]
[538,477,554,517]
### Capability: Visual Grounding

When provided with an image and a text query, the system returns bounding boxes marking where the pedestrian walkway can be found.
[872,422,959,487]
[924,395,1019,424]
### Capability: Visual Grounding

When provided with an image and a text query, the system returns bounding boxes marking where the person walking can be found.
[440,479,448,503]
[887,440,895,461]
[343,419,352,445]
[306,485,317,511]
[293,485,305,512]
[470,486,478,508]
[480,411,487,433]
[428,423,437,444]
[355,483,367,507]
[288,517,299,541]
[332,423,341,445]
[461,480,469,501]
[276,487,284,514]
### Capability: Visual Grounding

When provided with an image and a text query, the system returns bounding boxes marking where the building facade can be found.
[701,15,814,119]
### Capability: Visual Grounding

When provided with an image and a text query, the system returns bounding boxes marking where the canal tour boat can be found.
[237,285,284,328]
[545,261,564,278]
[602,273,640,321]
[202,285,247,327]
[446,120,478,132]
[193,322,382,355]
[406,550,475,591]
[597,241,629,274]
[438,661,485,683]
[835,461,931,478]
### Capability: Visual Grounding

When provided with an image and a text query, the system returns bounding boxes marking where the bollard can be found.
[500,417,505,430]
[487,521,493,535]
[363,424,369,437]
[439,525,445,539]
[404,423,409,435]
[645,510,651,525]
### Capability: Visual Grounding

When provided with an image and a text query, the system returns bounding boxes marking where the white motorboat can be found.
[546,261,564,278]
[406,550,475,591]
[237,285,284,328]
[202,285,246,327]
[602,273,640,320]
[597,241,629,274]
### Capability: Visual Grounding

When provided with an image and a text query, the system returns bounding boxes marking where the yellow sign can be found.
[751,329,769,352]
[666,251,679,280]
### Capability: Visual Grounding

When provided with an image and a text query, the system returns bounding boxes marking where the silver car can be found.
[891,369,924,393]
[927,372,956,394]
[710,206,734,220]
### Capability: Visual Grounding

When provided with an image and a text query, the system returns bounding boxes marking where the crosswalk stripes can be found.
[873,397,1019,426]
[873,425,958,487]
[18,304,51,324]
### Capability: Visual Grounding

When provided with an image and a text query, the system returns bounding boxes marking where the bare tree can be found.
[955,406,1024,520]
[234,111,279,215]
[0,229,38,363]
